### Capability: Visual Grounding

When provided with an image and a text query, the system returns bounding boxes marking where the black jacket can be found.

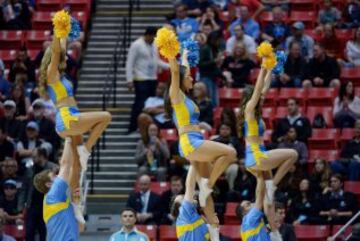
[126,191,161,224]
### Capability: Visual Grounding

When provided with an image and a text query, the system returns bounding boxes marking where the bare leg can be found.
[69,135,83,202]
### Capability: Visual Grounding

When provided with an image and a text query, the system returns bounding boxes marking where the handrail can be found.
[329,210,360,241]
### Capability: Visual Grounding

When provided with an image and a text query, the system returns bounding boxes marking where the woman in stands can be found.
[237,42,298,203]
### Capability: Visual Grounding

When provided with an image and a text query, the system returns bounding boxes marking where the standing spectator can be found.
[171,4,199,41]
[0,60,11,101]
[261,0,290,12]
[126,27,168,133]
[285,21,315,59]
[343,0,360,28]
[262,7,291,48]
[317,0,341,31]
[275,202,297,241]
[0,124,14,162]
[126,174,161,224]
[228,0,265,21]
[135,123,169,181]
[272,98,312,144]
[344,27,360,67]
[0,100,23,141]
[320,174,358,224]
[272,41,305,88]
[225,24,256,57]
[160,176,184,224]
[193,82,213,130]
[0,179,23,224]
[333,82,360,128]
[10,84,30,120]
[310,158,332,195]
[222,42,255,88]
[319,23,342,58]
[331,119,360,181]
[109,208,150,241]
[0,216,16,241]
[0,0,31,30]
[8,48,35,84]
[199,6,222,35]
[229,6,261,40]
[302,43,341,88]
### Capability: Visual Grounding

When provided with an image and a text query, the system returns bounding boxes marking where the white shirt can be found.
[144,96,166,123]
[225,35,257,55]
[287,113,302,125]
[140,190,150,213]
[126,37,169,83]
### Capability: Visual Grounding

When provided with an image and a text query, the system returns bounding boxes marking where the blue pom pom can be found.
[273,50,287,75]
[68,17,81,41]
[181,39,200,67]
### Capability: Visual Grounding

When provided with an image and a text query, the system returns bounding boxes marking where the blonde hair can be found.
[33,169,52,194]
[232,42,249,60]
[38,45,66,98]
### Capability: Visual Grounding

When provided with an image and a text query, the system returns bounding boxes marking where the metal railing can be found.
[328,210,360,241]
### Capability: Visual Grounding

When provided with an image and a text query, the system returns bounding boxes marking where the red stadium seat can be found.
[294,225,330,241]
[308,150,339,172]
[308,129,340,150]
[213,107,223,129]
[275,106,304,120]
[331,225,352,241]
[262,107,275,129]
[356,87,360,96]
[259,11,289,27]
[134,182,170,195]
[304,29,322,42]
[219,88,243,108]
[4,225,25,241]
[306,87,336,107]
[340,128,356,147]
[306,106,334,128]
[160,129,178,147]
[220,225,241,241]
[289,11,316,28]
[25,30,52,49]
[341,67,360,87]
[263,88,278,108]
[278,88,306,107]
[263,129,273,145]
[224,203,240,224]
[66,0,91,14]
[0,31,24,50]
[27,50,40,61]
[291,0,317,11]
[0,50,17,68]
[344,181,360,203]
[136,225,157,241]
[32,11,55,30]
[335,29,354,43]
[159,225,177,241]
[200,129,210,140]
[36,0,62,11]
[249,68,260,84]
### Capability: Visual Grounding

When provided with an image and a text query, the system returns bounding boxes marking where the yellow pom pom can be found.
[257,42,273,58]
[52,10,71,38]
[262,53,277,70]
[155,27,180,60]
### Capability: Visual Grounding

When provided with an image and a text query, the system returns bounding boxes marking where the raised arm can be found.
[254,172,265,210]
[58,138,73,182]
[169,58,182,105]
[261,69,272,95]
[245,68,266,113]
[184,166,198,202]
[47,37,66,83]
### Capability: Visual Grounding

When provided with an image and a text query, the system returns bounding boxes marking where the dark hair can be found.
[235,203,245,221]
[289,40,301,50]
[143,123,161,146]
[237,85,262,138]
[288,97,299,105]
[175,3,187,11]
[353,27,360,42]
[339,81,354,102]
[0,122,5,134]
[314,42,325,50]
[170,196,182,219]
[170,175,182,183]
[207,30,222,49]
[120,207,137,216]
[144,27,157,36]
[275,202,286,211]
[220,108,237,137]
[37,147,49,159]
[330,173,343,183]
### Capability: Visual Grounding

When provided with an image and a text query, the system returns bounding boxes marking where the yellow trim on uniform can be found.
[205,232,210,241]
[49,81,68,102]
[43,196,70,223]
[173,102,190,127]
[59,107,79,129]
[179,134,195,157]
[176,218,206,238]
[241,221,265,241]
[250,143,268,165]
[247,118,259,137]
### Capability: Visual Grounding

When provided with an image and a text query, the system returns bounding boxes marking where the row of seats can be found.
[136,224,351,241]
[32,11,89,31]
[35,0,91,13]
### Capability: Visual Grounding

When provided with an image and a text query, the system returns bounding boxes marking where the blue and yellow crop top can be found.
[172,92,200,129]
[47,75,74,104]
[244,118,265,138]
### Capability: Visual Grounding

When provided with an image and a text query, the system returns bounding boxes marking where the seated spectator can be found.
[333,82,360,128]
[278,127,308,169]
[33,41,51,69]
[302,43,341,88]
[199,6,222,35]
[193,82,213,130]
[310,158,331,195]
[0,0,31,30]
[261,7,291,48]
[317,0,341,31]
[0,216,16,241]
[320,174,358,224]
[344,27,360,67]
[272,41,305,88]
[8,48,35,84]
[229,6,260,40]
[0,179,23,224]
[261,0,289,12]
[10,84,30,120]
[126,174,161,224]
[135,123,169,182]
[1,158,25,197]
[331,119,360,181]
[319,23,342,58]
[160,176,184,224]
[342,0,360,28]
[225,24,256,57]
[275,202,297,241]
[0,100,24,141]
[0,125,14,162]
[228,0,265,21]
[171,4,199,41]
[109,208,150,241]
[181,0,213,17]
[168,141,187,179]
[195,32,208,47]
[220,107,237,135]
[222,43,255,88]
[199,20,216,37]
[228,160,256,201]
[290,179,321,225]
[285,21,314,60]
[0,60,11,102]
[272,98,312,144]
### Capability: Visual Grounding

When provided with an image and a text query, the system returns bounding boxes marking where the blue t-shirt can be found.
[171,17,199,42]
[229,19,260,40]
[241,208,270,241]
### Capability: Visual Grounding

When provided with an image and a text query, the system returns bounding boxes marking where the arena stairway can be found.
[75,0,173,218]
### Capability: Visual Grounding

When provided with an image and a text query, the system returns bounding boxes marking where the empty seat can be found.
[304,29,322,42]
[262,107,275,129]
[341,68,360,87]
[306,87,336,107]
[0,31,24,50]
[219,88,243,108]
[220,225,241,241]
[289,11,316,28]
[306,106,334,128]
[36,0,62,11]
[136,225,157,241]
[294,225,330,241]
[308,129,340,150]
[213,107,223,129]
[160,129,178,146]
[335,29,354,42]
[278,88,306,107]
[249,68,260,84]
[224,203,240,224]
[159,225,177,241]
[344,181,360,203]
[4,225,25,241]
[356,87,360,96]
[340,128,356,147]
[134,182,170,195]
[26,30,52,49]
[27,50,40,61]
[263,129,273,145]
[291,0,317,11]
[32,11,55,30]
[66,0,91,14]
[263,88,278,108]
[0,50,17,68]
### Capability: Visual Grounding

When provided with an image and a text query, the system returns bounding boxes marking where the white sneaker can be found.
[198,178,213,207]
[207,225,220,241]
[72,203,86,224]
[77,145,90,171]
[265,180,276,204]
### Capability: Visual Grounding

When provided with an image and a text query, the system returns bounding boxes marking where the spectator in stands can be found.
[272,41,305,88]
[310,158,331,195]
[272,98,312,144]
[228,159,256,201]
[331,119,360,181]
[274,202,297,241]
[342,0,360,28]
[290,178,321,225]
[126,174,161,224]
[0,125,14,162]
[278,127,308,168]
[344,27,360,67]
[228,0,265,22]
[10,84,30,120]
[8,48,35,84]
[317,0,341,31]
[126,27,168,134]
[0,100,23,141]
[0,179,23,225]
[302,43,341,88]
[199,30,224,106]
[109,207,150,241]
[0,60,11,101]
[320,174,358,224]
[222,42,255,88]
[319,24,342,58]
[333,82,360,128]
[285,22,315,60]
[193,82,213,130]
[171,4,199,41]
[0,0,31,30]
[160,176,184,224]
[229,6,261,40]
[135,123,169,181]
[181,0,214,17]
[199,6,222,35]
[261,0,289,12]
[195,32,208,47]
[220,107,238,136]
[200,20,216,37]
[225,24,256,57]
[0,216,16,241]
[261,7,291,48]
